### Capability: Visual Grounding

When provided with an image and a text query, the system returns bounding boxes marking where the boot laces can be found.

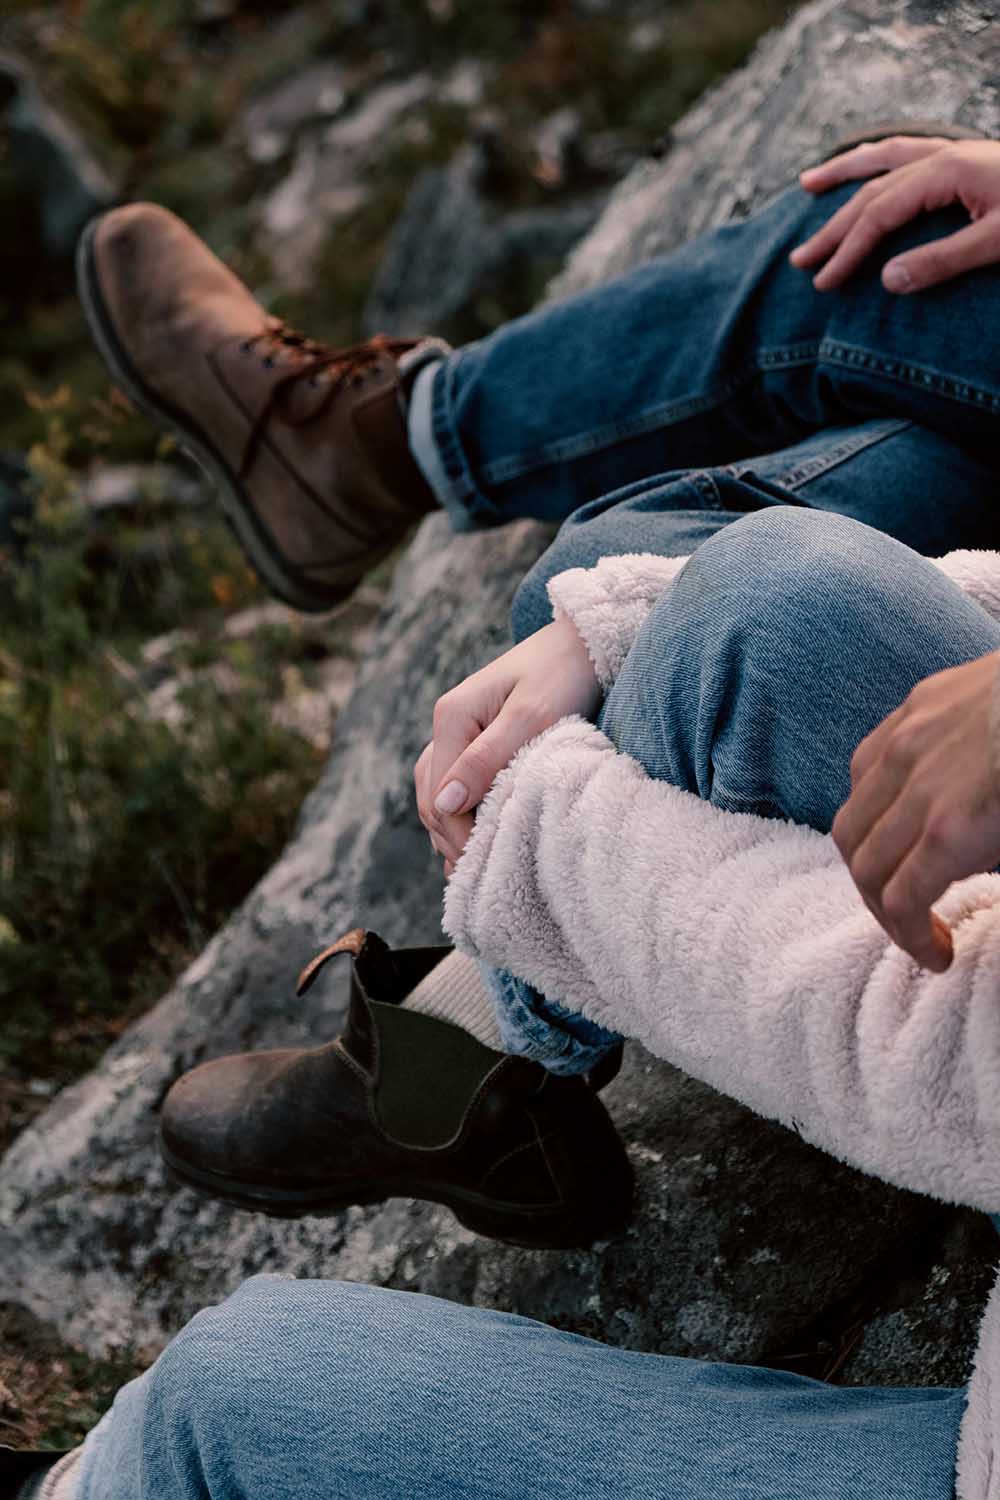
[238,321,419,480]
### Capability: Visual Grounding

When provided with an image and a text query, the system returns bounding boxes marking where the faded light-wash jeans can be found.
[78,1273,966,1499]
[79,181,997,1498]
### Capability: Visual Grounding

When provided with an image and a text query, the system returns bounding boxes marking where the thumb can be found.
[433,703,538,816]
[930,910,954,969]
[883,215,1000,292]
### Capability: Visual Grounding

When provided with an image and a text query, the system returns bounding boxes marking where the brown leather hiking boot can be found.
[159,930,634,1249]
[76,204,449,612]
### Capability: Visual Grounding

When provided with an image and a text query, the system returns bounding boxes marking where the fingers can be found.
[418,679,550,869]
[834,791,954,971]
[425,696,542,865]
[414,742,442,853]
[793,164,948,289]
[432,700,536,818]
[799,135,949,194]
[833,703,952,969]
[429,687,487,813]
[789,142,1000,290]
[789,172,895,273]
[835,783,925,902]
[793,138,1000,292]
[424,686,495,864]
[414,741,472,865]
[834,784,937,960]
[833,714,957,970]
[879,213,1000,292]
[879,834,958,970]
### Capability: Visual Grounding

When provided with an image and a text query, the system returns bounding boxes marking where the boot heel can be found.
[451,1183,634,1250]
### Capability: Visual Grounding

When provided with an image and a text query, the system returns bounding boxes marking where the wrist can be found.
[547,615,602,709]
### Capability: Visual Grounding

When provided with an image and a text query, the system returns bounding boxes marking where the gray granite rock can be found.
[363,140,601,340]
[260,74,435,289]
[235,61,350,166]
[2,0,998,1388]
[554,0,1000,301]
[838,1210,1000,1389]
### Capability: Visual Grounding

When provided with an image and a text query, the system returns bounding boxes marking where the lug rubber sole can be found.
[161,1140,633,1252]
[75,216,359,615]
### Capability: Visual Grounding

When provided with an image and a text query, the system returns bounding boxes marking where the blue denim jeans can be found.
[77,183,993,1500]
[78,1273,965,1499]
[408,180,1000,1073]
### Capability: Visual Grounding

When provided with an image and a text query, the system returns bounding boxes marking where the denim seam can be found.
[819,338,1000,410]
[729,417,914,492]
[687,469,725,508]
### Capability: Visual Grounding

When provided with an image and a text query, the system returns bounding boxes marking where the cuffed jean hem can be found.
[417,349,509,530]
[406,357,474,528]
[481,963,622,1076]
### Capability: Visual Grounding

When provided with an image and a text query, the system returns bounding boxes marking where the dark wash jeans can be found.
[408,180,1000,1073]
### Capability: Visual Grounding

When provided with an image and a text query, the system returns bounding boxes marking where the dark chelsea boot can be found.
[160,929,633,1249]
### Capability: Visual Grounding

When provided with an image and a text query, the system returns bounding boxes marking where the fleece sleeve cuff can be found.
[546,553,690,690]
[545,545,1000,695]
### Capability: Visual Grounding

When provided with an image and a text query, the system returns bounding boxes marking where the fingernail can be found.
[883,261,912,293]
[434,780,468,815]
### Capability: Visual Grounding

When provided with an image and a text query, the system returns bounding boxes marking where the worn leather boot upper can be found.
[80,204,446,611]
[159,931,633,1249]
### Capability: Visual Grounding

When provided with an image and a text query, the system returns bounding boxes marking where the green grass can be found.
[0,397,325,1105]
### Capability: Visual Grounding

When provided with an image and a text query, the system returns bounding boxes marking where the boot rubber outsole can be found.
[161,1140,633,1251]
[75,216,366,615]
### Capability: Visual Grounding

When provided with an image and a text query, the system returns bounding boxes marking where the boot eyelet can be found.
[262,355,275,368]
[239,340,252,355]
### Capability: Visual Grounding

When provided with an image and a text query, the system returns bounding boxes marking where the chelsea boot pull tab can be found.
[296,928,367,996]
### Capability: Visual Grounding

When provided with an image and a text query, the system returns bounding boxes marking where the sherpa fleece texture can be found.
[547,547,1000,693]
[443,545,1000,1500]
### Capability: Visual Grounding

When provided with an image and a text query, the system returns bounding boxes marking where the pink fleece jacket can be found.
[444,546,1000,1500]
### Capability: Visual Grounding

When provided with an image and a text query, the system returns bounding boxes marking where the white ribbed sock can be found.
[402,949,503,1050]
[19,1448,83,1500]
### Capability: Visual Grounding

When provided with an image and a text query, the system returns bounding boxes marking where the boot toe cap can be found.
[159,1052,277,1176]
[93,202,189,281]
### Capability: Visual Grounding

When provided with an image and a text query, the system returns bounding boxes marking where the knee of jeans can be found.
[145,1276,279,1423]
[146,1276,378,1441]
[678,506,898,630]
